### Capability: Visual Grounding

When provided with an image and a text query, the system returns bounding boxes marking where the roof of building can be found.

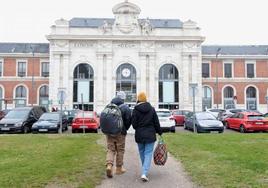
[202,45,268,55]
[1,43,268,56]
[69,18,183,28]
[0,43,49,54]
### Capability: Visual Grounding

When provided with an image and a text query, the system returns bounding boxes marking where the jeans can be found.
[137,142,155,176]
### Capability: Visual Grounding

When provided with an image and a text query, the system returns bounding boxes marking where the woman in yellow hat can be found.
[131,91,162,182]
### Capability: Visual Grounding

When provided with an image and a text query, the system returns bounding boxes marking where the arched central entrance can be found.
[116,63,137,105]
[73,63,94,111]
[158,64,179,109]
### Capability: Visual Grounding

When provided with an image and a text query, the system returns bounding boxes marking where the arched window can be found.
[15,86,27,107]
[39,85,49,109]
[246,86,257,110]
[202,86,212,110]
[159,64,179,109]
[73,63,94,111]
[116,63,137,103]
[223,86,235,109]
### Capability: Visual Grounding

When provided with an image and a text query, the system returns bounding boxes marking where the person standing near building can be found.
[131,91,162,182]
[105,91,131,178]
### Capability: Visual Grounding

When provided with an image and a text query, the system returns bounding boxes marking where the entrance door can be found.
[73,64,94,111]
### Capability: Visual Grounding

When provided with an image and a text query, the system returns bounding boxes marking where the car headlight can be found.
[14,122,23,127]
[219,122,224,127]
[51,124,58,128]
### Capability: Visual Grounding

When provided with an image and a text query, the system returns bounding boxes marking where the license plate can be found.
[39,129,48,132]
[80,126,87,129]
[210,131,219,133]
[1,127,10,131]
[255,122,263,125]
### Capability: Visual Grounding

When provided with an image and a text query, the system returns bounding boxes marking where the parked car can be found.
[172,109,191,126]
[206,108,225,118]
[72,111,99,133]
[63,109,81,126]
[0,106,46,133]
[156,109,175,133]
[0,109,11,120]
[225,111,268,133]
[218,108,247,123]
[184,112,224,133]
[31,112,68,133]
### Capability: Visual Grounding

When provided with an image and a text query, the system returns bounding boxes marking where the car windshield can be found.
[196,113,216,120]
[247,115,264,120]
[4,110,29,119]
[157,111,171,117]
[77,112,94,118]
[39,113,59,121]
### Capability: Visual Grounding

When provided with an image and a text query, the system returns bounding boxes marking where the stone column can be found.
[181,53,190,110]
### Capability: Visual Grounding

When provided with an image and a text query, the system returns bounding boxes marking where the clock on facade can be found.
[122,68,131,77]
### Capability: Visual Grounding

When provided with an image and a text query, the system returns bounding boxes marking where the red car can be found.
[171,110,191,126]
[72,111,99,133]
[225,112,268,133]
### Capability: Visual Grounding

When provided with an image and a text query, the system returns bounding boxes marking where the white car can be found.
[206,108,225,118]
[156,109,176,133]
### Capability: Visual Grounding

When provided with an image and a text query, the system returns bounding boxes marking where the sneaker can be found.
[141,175,149,182]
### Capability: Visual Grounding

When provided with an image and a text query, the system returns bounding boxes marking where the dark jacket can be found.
[132,102,162,143]
[111,97,132,135]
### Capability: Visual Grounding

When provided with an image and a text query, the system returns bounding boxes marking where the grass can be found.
[164,133,268,188]
[0,134,106,188]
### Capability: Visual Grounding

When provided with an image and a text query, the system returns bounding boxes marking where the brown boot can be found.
[106,164,113,178]
[115,166,126,175]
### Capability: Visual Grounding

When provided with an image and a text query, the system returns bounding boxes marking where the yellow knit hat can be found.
[137,92,147,102]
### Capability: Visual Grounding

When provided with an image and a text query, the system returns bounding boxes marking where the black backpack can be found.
[100,103,124,136]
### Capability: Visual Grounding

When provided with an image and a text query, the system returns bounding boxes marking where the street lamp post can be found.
[30,45,35,107]
[215,47,221,109]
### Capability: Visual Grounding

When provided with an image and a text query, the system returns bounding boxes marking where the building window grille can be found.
[17,62,26,77]
[41,62,49,77]
[224,63,232,78]
[247,64,255,78]
[202,63,209,78]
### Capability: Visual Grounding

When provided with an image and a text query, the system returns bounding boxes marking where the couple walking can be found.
[105,91,162,182]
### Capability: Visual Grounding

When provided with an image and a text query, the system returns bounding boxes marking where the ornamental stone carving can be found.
[112,1,140,34]
[99,20,113,34]
[140,18,153,35]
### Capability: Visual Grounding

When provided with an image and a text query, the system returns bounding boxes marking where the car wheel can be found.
[183,123,187,130]
[72,129,76,133]
[225,122,229,129]
[240,125,246,133]
[94,129,98,133]
[23,126,28,134]
[218,130,224,133]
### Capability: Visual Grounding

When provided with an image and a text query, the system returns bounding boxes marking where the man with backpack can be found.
[100,91,131,178]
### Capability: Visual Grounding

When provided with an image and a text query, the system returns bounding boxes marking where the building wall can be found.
[0,56,49,109]
[202,58,268,113]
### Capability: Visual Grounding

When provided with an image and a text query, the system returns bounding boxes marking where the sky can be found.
[0,0,268,45]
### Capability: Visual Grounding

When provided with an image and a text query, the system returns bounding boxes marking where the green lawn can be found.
[0,134,106,188]
[164,133,268,188]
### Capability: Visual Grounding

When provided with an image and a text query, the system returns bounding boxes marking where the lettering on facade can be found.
[72,42,95,48]
[116,42,137,48]
[159,43,176,48]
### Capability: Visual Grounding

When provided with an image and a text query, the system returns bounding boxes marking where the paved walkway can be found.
[96,134,197,188]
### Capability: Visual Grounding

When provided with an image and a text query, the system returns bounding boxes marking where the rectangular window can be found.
[41,62,49,77]
[247,64,255,78]
[224,63,232,78]
[0,61,2,77]
[17,62,26,77]
[202,63,209,78]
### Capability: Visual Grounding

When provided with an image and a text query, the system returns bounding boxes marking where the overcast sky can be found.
[0,0,267,45]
